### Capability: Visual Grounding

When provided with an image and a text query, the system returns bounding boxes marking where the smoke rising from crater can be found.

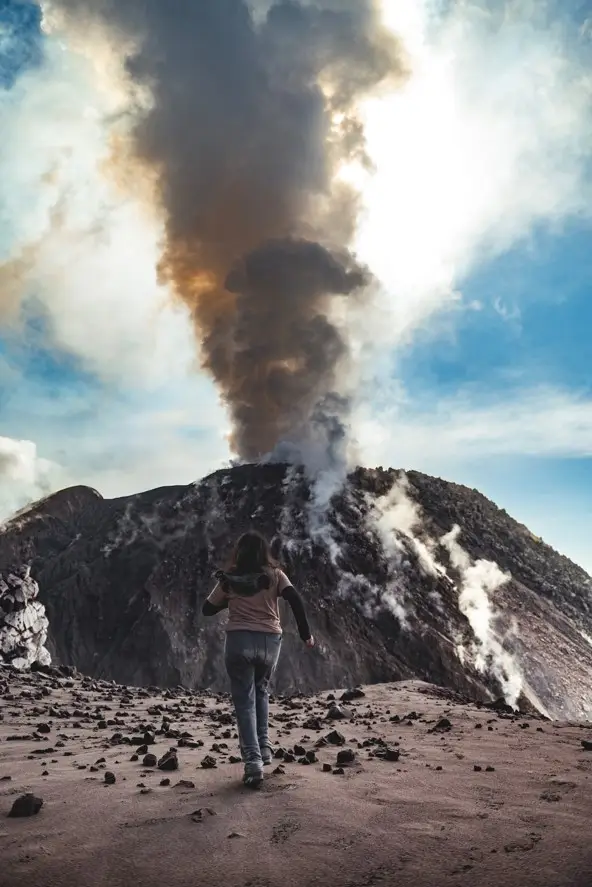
[41,0,407,461]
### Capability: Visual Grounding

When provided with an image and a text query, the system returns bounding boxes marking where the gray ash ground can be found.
[0,463,591,719]
[1,665,592,887]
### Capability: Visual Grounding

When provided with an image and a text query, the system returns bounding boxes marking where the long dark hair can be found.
[228,531,276,575]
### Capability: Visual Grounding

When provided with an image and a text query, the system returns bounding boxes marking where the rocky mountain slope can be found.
[0,464,590,720]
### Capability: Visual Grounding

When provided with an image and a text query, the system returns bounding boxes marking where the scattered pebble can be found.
[7,794,43,818]
[157,748,179,771]
[336,749,356,765]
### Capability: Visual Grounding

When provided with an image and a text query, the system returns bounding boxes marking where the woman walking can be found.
[202,531,314,788]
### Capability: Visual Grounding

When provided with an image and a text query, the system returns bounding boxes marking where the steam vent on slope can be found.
[1,464,591,722]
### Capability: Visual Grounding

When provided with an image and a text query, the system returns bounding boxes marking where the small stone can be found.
[340,688,365,702]
[333,767,345,775]
[140,788,152,795]
[160,778,171,787]
[142,754,157,767]
[228,831,244,839]
[136,744,148,755]
[130,754,139,762]
[190,807,216,822]
[283,752,295,763]
[176,779,195,788]
[37,723,51,734]
[104,771,116,784]
[383,748,400,762]
[200,755,217,769]
[272,765,285,775]
[474,765,482,772]
[326,730,346,746]
[326,704,346,721]
[581,739,592,751]
[229,755,242,764]
[157,749,179,771]
[485,766,495,772]
[293,744,306,756]
[8,794,43,818]
[305,750,317,763]
[336,749,356,765]
[322,763,332,773]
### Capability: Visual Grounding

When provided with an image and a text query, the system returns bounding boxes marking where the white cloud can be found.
[0,436,63,520]
[0,369,231,518]
[354,386,592,465]
[348,0,592,343]
[0,37,197,387]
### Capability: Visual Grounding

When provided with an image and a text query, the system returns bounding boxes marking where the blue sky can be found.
[1,0,592,573]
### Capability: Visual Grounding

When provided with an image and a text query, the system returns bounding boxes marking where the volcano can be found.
[0,463,590,721]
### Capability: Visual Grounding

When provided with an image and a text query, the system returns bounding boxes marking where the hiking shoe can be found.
[243,768,263,789]
[261,746,273,766]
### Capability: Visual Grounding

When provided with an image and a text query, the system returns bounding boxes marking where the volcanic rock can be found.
[157,749,179,771]
[1,465,591,719]
[325,730,346,746]
[0,567,51,670]
[341,688,366,702]
[7,793,43,818]
[336,749,356,765]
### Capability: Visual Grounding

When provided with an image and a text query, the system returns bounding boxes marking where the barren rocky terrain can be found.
[1,665,591,887]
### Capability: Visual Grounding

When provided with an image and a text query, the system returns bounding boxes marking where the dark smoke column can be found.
[43,0,407,462]
[224,237,370,458]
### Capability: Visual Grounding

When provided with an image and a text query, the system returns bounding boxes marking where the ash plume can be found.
[223,239,369,457]
[42,0,407,462]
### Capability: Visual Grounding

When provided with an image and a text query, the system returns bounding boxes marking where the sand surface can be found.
[1,666,591,887]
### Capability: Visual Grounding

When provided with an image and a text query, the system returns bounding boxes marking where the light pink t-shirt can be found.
[207,568,292,634]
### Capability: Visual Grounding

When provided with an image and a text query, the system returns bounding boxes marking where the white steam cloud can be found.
[370,473,445,579]
[440,524,522,705]
[0,436,63,522]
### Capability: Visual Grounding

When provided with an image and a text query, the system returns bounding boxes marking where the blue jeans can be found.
[224,630,282,775]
